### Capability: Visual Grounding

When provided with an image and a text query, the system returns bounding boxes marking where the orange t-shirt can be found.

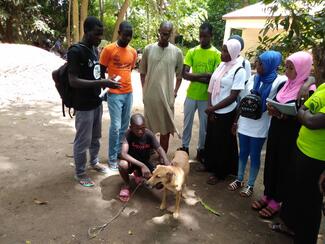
[99,43,137,94]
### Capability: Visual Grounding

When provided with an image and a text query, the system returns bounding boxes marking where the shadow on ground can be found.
[0,101,295,244]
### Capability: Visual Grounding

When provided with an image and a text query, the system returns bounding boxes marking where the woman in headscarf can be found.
[228,50,286,197]
[252,51,314,218]
[203,39,246,185]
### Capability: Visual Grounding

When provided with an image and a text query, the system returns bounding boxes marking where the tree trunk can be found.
[67,0,72,47]
[312,46,325,86]
[111,0,129,42]
[146,2,150,44]
[2,17,14,43]
[99,0,103,22]
[72,0,79,43]
[80,0,89,39]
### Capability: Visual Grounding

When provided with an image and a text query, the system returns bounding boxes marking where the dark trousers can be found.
[204,109,238,179]
[280,146,325,244]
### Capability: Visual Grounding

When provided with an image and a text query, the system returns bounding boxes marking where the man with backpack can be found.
[68,16,120,187]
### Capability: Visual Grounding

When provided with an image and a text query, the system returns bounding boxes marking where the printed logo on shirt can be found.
[88,59,94,68]
[131,142,150,150]
[112,54,133,70]
[93,64,101,80]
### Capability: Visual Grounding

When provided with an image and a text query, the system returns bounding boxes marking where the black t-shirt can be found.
[123,128,160,166]
[67,43,102,111]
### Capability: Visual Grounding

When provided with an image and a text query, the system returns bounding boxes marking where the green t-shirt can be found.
[297,83,325,161]
[184,45,221,100]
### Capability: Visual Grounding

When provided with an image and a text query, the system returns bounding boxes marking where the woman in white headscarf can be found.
[203,39,246,185]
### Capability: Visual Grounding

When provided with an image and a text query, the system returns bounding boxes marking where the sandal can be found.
[251,196,269,210]
[75,175,95,187]
[119,187,130,202]
[269,222,294,237]
[228,180,243,191]
[259,200,281,219]
[195,164,207,172]
[240,186,253,197]
[206,175,219,185]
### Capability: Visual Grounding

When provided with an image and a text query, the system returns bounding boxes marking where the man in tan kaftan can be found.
[139,21,183,153]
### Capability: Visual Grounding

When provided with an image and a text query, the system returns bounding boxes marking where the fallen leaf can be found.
[33,198,48,205]
[128,230,133,235]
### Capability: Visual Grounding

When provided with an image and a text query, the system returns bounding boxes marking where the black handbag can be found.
[239,92,262,120]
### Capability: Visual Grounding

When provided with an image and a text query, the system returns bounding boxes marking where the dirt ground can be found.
[0,44,323,244]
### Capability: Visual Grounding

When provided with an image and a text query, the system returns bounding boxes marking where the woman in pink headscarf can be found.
[252,51,315,218]
[203,39,246,185]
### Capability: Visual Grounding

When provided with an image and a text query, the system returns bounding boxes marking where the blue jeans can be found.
[107,92,133,163]
[73,105,103,177]
[182,98,208,149]
[237,133,266,187]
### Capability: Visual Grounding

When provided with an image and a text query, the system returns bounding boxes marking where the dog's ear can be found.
[166,172,175,183]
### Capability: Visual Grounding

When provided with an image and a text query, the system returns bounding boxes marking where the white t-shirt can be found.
[208,64,246,114]
[237,74,287,138]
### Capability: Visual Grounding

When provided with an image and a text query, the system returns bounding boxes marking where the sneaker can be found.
[177,146,189,155]
[91,163,109,174]
[109,161,119,171]
[227,180,243,191]
[240,185,253,197]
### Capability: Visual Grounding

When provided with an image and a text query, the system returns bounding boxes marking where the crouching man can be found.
[118,113,170,202]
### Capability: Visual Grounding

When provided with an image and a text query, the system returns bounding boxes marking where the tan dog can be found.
[147,150,189,218]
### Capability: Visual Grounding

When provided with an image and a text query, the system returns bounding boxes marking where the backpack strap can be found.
[233,66,244,80]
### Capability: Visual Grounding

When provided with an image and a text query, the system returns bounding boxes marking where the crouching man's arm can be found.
[156,146,171,166]
[120,142,151,178]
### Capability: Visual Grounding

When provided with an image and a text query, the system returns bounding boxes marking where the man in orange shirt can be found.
[100,21,137,170]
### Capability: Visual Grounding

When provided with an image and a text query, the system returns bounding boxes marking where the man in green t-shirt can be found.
[178,22,221,163]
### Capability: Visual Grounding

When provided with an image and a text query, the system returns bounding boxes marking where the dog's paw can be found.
[173,212,179,219]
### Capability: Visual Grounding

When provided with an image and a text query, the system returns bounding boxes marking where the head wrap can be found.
[276,51,313,103]
[229,35,244,51]
[253,50,282,111]
[209,39,241,98]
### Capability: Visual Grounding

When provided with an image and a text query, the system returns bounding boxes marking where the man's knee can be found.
[119,160,129,170]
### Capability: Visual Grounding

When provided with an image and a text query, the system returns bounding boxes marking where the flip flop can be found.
[270,223,295,237]
[207,175,218,185]
[119,188,130,202]
[75,175,95,187]
[259,200,280,219]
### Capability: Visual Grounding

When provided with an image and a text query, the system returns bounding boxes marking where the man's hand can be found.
[141,165,151,179]
[319,170,325,195]
[205,106,214,115]
[101,79,121,89]
[164,160,171,166]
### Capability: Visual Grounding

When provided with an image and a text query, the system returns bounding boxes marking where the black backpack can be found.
[52,62,74,117]
[52,44,87,117]
[239,92,262,120]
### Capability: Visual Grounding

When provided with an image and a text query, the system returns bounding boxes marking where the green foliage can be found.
[126,0,208,48]
[250,0,325,82]
[0,0,68,44]
[206,0,258,49]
